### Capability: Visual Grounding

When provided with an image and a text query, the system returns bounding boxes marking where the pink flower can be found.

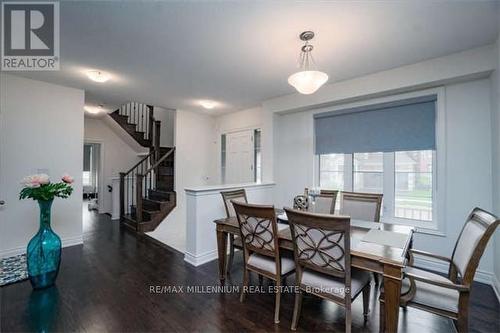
[61,173,74,184]
[21,174,50,188]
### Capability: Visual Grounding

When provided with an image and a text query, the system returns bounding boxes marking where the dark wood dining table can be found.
[214,216,414,333]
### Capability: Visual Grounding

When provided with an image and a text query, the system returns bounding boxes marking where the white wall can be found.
[84,117,144,215]
[496,34,500,298]
[146,109,217,251]
[154,106,175,147]
[0,74,84,257]
[491,33,500,294]
[260,45,497,191]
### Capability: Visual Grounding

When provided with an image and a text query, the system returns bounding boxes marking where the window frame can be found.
[313,88,446,236]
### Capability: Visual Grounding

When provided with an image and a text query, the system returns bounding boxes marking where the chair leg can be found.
[240,268,249,302]
[226,235,235,276]
[373,273,379,286]
[274,277,282,324]
[345,304,352,333]
[363,283,371,319]
[456,314,468,333]
[291,290,303,330]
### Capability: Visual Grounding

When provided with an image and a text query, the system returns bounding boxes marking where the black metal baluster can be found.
[149,156,152,191]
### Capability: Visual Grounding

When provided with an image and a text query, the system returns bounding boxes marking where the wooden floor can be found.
[1,207,499,332]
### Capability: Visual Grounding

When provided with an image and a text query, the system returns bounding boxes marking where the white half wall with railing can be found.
[184,182,275,266]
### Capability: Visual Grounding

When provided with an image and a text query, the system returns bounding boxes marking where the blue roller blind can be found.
[314,95,436,154]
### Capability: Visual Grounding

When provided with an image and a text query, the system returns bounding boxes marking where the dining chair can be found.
[284,208,371,333]
[382,207,500,333]
[304,188,339,214]
[339,191,383,285]
[339,191,383,222]
[220,189,247,275]
[232,201,295,324]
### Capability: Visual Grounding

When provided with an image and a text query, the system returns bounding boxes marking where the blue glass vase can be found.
[27,199,62,290]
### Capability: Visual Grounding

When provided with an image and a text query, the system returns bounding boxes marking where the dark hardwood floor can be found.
[1,206,499,332]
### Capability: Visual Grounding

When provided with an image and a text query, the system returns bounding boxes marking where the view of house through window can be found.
[353,152,383,194]
[319,150,434,222]
[395,150,433,221]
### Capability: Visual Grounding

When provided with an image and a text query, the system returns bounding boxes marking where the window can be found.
[353,152,383,194]
[83,171,91,186]
[395,150,433,221]
[319,154,344,189]
[83,144,93,187]
[319,150,434,223]
[221,134,226,183]
[254,129,262,183]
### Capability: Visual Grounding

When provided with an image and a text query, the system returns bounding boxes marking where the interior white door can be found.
[225,130,254,184]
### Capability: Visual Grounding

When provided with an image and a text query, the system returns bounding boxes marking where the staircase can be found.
[110,102,176,233]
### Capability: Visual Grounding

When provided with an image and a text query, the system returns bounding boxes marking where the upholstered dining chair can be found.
[339,191,383,222]
[284,208,371,333]
[381,207,500,333]
[304,188,339,214]
[232,201,295,324]
[220,189,247,275]
[340,191,383,285]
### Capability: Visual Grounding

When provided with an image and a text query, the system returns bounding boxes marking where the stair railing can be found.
[119,147,175,229]
[118,102,155,142]
[119,150,156,224]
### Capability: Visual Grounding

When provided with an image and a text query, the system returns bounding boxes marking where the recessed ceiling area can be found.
[11,1,499,114]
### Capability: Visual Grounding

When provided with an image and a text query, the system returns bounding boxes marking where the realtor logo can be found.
[1,1,60,70]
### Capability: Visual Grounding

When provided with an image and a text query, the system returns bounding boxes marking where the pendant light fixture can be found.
[288,31,328,95]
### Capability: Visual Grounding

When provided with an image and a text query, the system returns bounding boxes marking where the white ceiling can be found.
[12,1,500,114]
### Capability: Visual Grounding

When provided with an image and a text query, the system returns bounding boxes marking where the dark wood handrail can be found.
[144,147,175,175]
[124,150,155,175]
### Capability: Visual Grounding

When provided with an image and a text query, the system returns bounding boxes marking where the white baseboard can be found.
[184,250,218,267]
[413,256,499,302]
[0,235,83,258]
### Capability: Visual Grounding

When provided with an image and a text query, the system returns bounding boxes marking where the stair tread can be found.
[123,214,151,224]
[150,189,174,194]
[130,205,160,213]
[144,198,166,203]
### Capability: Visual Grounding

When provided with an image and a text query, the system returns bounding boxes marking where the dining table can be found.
[213,212,414,333]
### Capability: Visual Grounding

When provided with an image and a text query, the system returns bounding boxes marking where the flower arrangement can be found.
[19,173,74,201]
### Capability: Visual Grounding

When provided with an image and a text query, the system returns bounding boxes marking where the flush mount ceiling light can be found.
[199,100,218,109]
[86,70,110,83]
[288,31,329,95]
[84,105,104,114]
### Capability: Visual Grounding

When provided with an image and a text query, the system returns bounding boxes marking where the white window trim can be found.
[313,87,446,237]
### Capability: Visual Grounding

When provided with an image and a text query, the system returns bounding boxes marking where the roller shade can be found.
[314,95,436,154]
